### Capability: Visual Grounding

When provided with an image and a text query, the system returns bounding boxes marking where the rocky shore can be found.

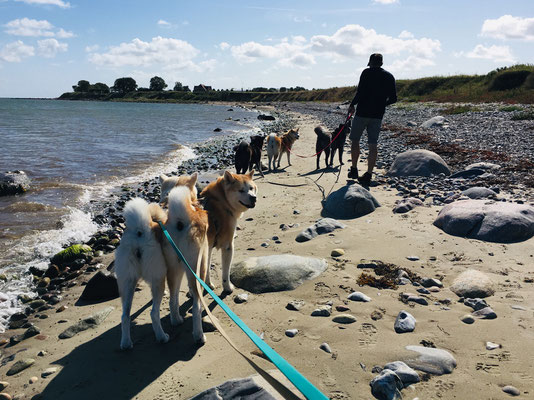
[0,102,532,400]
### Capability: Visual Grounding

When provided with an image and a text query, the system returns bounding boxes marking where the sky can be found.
[0,0,533,98]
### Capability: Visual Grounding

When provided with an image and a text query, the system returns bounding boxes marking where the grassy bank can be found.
[58,64,534,104]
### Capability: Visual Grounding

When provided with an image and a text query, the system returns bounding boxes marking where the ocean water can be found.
[0,99,260,330]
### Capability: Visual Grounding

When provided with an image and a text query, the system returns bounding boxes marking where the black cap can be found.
[367,53,383,67]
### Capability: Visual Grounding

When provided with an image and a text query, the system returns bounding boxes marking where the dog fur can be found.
[328,123,349,167]
[266,128,300,171]
[234,135,265,177]
[199,170,257,293]
[159,172,198,206]
[114,174,208,349]
[314,126,331,169]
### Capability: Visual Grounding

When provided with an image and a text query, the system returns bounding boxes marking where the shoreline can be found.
[0,102,533,399]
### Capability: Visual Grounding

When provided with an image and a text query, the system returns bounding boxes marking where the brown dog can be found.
[266,128,300,171]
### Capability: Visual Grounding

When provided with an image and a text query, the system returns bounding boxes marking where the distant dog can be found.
[234,135,265,177]
[314,126,331,169]
[266,128,300,171]
[328,123,350,167]
[199,170,257,293]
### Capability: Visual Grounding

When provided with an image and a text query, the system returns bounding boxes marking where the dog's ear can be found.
[247,170,255,180]
[159,174,168,183]
[188,172,198,190]
[224,170,236,183]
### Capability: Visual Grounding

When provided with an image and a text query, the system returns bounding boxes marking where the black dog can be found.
[314,126,331,169]
[234,135,265,176]
[328,122,350,167]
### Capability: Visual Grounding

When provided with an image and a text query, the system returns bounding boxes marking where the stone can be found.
[403,345,457,375]
[234,293,248,304]
[502,385,520,396]
[433,200,534,243]
[383,361,421,386]
[286,300,305,311]
[406,296,428,306]
[285,329,298,338]
[59,307,114,339]
[322,185,381,220]
[486,341,501,350]
[421,277,443,288]
[331,248,345,257]
[450,168,486,179]
[461,187,497,199]
[369,369,403,400]
[472,306,497,319]
[332,314,357,324]
[464,298,488,311]
[461,314,475,324]
[466,162,501,171]
[295,218,346,242]
[80,271,119,302]
[319,343,332,353]
[0,393,12,400]
[7,358,35,376]
[0,170,31,196]
[406,256,419,261]
[29,376,38,384]
[421,116,447,128]
[450,270,495,298]
[394,310,416,333]
[0,382,9,391]
[51,244,92,265]
[348,291,371,302]
[41,367,58,378]
[387,149,451,177]
[230,255,327,293]
[393,197,423,214]
[311,305,332,317]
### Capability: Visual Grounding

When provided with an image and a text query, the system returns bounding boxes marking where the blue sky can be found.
[0,0,533,98]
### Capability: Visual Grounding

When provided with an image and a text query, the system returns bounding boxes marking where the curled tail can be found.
[267,133,277,154]
[123,198,153,237]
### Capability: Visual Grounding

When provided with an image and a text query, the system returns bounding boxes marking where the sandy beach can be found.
[1,104,533,400]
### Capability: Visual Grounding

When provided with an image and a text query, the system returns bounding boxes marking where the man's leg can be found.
[367,143,377,174]
[348,117,365,179]
[351,140,360,170]
[358,118,381,185]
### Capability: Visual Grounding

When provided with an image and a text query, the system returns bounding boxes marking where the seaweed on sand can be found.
[356,260,422,290]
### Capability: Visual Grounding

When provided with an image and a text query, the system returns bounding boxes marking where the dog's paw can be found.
[170,314,184,326]
[194,333,207,346]
[156,332,170,344]
[120,339,133,350]
[223,282,235,294]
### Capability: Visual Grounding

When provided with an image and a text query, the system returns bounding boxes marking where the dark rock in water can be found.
[213,128,222,132]
[433,200,534,243]
[295,218,346,242]
[323,184,380,219]
[231,255,327,293]
[393,197,423,213]
[369,369,403,400]
[257,114,275,121]
[0,170,31,196]
[59,307,114,339]
[387,149,451,177]
[80,271,119,302]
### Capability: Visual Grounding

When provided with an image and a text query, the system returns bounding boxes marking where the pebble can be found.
[56,305,68,313]
[461,314,475,324]
[486,341,501,350]
[285,329,299,338]
[319,343,332,354]
[472,306,497,319]
[6,358,35,376]
[394,310,416,333]
[0,382,8,391]
[286,300,305,311]
[416,287,430,294]
[331,249,345,257]
[29,376,38,384]
[311,305,332,317]
[510,305,527,311]
[335,305,350,312]
[41,367,57,378]
[421,277,443,288]
[332,314,357,324]
[502,385,520,396]
[234,293,248,304]
[348,291,371,302]
[464,298,488,311]
[406,296,428,306]
[406,256,419,261]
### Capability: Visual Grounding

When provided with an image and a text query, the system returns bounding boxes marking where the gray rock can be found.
[450,168,486,179]
[406,256,419,261]
[461,187,497,199]
[369,369,403,400]
[230,255,327,293]
[387,149,451,177]
[450,270,495,298]
[502,385,520,396]
[348,291,371,302]
[433,200,534,243]
[406,296,428,306]
[0,170,31,196]
[332,314,357,324]
[80,271,119,302]
[285,329,298,338]
[464,298,489,311]
[466,162,501,171]
[393,197,423,213]
[286,300,305,311]
[59,307,114,339]
[403,345,457,375]
[311,305,332,317]
[322,185,380,220]
[461,314,475,324]
[295,218,346,242]
[7,358,35,376]
[421,278,443,288]
[421,116,447,128]
[486,341,501,350]
[383,361,420,386]
[394,310,416,333]
[41,367,57,378]
[320,342,332,353]
[472,306,497,319]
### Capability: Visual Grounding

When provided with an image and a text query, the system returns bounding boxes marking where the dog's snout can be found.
[249,195,257,204]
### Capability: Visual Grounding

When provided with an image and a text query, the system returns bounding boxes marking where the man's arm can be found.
[348,71,366,115]
[385,75,397,106]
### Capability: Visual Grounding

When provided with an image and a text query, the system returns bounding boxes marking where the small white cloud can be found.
[219,42,230,50]
[388,55,435,72]
[14,0,71,8]
[293,16,311,23]
[399,30,414,39]
[85,44,99,52]
[0,40,35,62]
[373,0,399,4]
[157,19,171,26]
[462,44,516,63]
[38,38,68,57]
[4,18,54,37]
[56,28,75,38]
[481,15,534,41]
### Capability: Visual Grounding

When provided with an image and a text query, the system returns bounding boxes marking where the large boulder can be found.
[433,200,534,243]
[295,218,346,242]
[387,150,451,177]
[0,170,31,196]
[450,269,495,298]
[322,184,380,219]
[230,255,328,293]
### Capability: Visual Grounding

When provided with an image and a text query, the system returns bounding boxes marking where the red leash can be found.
[283,113,353,158]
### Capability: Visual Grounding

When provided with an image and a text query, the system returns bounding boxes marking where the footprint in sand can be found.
[358,323,377,347]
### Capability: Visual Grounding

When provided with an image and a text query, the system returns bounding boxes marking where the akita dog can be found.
[199,170,257,293]
[159,172,198,206]
[114,176,208,349]
[266,128,300,171]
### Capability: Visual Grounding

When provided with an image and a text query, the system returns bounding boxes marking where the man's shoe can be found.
[358,171,372,186]
[347,167,358,179]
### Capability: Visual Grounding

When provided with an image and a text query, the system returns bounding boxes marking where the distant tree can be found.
[150,76,167,91]
[252,87,269,92]
[137,87,150,92]
[73,80,90,92]
[182,85,191,92]
[89,82,110,94]
[111,77,137,95]
[173,81,183,91]
[294,86,306,91]
[279,87,287,92]
[269,87,277,92]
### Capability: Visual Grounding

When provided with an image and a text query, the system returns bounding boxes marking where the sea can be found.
[0,98,261,331]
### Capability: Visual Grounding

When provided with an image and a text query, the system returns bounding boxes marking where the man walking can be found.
[347,53,397,186]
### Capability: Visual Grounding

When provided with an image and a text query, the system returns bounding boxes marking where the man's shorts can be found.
[349,116,382,145]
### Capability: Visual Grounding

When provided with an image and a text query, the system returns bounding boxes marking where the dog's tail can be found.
[267,133,277,154]
[314,126,325,136]
[123,198,163,238]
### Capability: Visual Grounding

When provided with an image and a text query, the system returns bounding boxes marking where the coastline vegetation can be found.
[59,64,534,104]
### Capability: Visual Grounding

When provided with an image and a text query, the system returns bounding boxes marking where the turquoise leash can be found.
[157,221,328,400]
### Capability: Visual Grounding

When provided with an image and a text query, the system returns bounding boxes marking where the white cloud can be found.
[293,16,311,23]
[219,42,230,50]
[15,0,71,8]
[0,40,34,62]
[157,19,171,26]
[85,44,99,52]
[4,18,74,38]
[373,0,399,4]
[88,36,203,69]
[481,15,534,41]
[461,44,516,63]
[38,38,67,58]
[388,56,435,72]
[399,30,414,39]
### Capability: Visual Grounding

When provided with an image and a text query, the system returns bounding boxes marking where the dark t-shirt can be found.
[350,67,397,119]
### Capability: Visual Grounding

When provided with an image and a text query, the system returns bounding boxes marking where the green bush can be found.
[489,70,531,91]
[511,111,534,120]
